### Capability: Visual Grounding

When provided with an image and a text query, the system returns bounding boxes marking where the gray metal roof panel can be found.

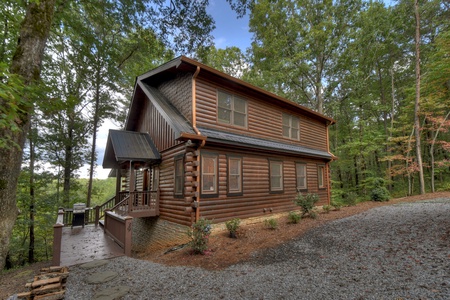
[198,127,332,159]
[103,130,161,168]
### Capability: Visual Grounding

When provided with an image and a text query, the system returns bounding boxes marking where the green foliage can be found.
[331,201,342,211]
[369,177,390,201]
[287,211,301,224]
[322,205,332,214]
[294,193,319,218]
[343,192,358,206]
[225,218,241,236]
[264,218,278,230]
[187,218,212,254]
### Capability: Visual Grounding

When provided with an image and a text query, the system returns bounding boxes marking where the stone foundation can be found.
[131,217,191,252]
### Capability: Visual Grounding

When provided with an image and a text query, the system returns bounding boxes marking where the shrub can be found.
[322,205,332,213]
[187,218,212,254]
[225,218,241,238]
[264,218,278,230]
[343,192,358,206]
[370,178,390,202]
[294,193,319,218]
[371,187,390,202]
[331,201,342,211]
[288,211,301,224]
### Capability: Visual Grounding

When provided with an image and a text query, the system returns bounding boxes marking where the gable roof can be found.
[198,127,332,160]
[137,56,336,126]
[102,129,161,168]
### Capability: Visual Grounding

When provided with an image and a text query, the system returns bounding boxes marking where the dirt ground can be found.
[1,191,449,299]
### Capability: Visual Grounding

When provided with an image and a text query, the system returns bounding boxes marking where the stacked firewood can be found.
[16,266,69,300]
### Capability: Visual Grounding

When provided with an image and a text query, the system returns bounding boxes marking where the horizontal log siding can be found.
[158,145,192,226]
[138,93,180,151]
[158,72,193,122]
[195,79,328,151]
[198,146,330,223]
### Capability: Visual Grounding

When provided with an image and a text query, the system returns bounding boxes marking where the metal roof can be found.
[102,129,161,168]
[198,127,332,160]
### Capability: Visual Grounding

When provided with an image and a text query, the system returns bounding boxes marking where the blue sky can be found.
[207,1,252,50]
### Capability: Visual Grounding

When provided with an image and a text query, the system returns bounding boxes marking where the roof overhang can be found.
[102,129,161,169]
[198,127,333,160]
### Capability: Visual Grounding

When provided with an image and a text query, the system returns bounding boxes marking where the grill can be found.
[72,203,86,228]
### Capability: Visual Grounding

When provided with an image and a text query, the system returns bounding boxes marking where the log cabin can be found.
[102,56,335,252]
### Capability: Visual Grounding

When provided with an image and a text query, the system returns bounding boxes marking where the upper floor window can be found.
[201,153,218,196]
[218,90,247,127]
[228,156,243,195]
[296,163,307,191]
[282,113,299,140]
[269,160,283,193]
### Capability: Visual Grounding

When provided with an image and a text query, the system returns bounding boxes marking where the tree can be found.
[0,0,56,271]
[414,0,425,194]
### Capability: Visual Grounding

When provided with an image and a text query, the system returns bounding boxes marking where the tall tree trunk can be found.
[87,70,101,207]
[414,0,425,194]
[28,121,35,264]
[0,0,56,270]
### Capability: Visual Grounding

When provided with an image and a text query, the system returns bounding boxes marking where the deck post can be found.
[52,208,65,266]
[124,216,133,256]
[95,205,100,226]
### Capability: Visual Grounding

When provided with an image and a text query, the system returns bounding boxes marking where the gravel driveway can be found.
[65,198,450,299]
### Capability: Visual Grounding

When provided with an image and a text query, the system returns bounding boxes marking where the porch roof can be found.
[102,129,161,168]
[198,127,333,160]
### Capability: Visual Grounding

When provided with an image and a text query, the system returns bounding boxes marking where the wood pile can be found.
[16,266,69,300]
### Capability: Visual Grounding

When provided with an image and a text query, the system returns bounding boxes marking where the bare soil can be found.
[1,191,449,299]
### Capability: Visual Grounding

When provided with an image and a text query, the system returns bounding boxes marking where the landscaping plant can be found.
[264,218,278,230]
[187,218,212,254]
[288,211,301,224]
[225,218,241,238]
[294,193,319,218]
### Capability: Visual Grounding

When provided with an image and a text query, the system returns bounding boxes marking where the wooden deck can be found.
[59,224,124,266]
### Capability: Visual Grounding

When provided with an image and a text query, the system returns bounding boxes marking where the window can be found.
[218,90,247,127]
[228,156,243,195]
[318,165,325,189]
[296,163,307,191]
[201,154,218,195]
[174,156,184,196]
[269,160,283,192]
[282,113,299,140]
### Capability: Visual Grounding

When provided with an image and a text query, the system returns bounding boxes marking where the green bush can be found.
[343,191,358,206]
[225,218,241,238]
[294,193,319,218]
[264,218,278,230]
[371,187,390,202]
[331,201,342,211]
[322,205,332,213]
[288,211,301,224]
[187,218,212,254]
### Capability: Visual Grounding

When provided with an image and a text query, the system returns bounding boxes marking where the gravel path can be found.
[65,198,450,299]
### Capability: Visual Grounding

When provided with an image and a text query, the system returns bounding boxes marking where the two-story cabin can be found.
[102,56,335,252]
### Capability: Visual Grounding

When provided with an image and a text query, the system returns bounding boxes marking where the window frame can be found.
[227,155,243,196]
[296,162,308,192]
[201,152,219,197]
[217,90,248,128]
[269,159,284,193]
[174,154,184,198]
[318,164,326,189]
[282,113,300,140]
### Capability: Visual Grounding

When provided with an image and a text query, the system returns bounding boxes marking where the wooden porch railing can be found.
[95,196,116,225]
[52,208,65,266]
[115,191,159,217]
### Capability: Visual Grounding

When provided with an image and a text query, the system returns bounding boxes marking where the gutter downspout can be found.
[192,66,205,223]
[325,122,334,205]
